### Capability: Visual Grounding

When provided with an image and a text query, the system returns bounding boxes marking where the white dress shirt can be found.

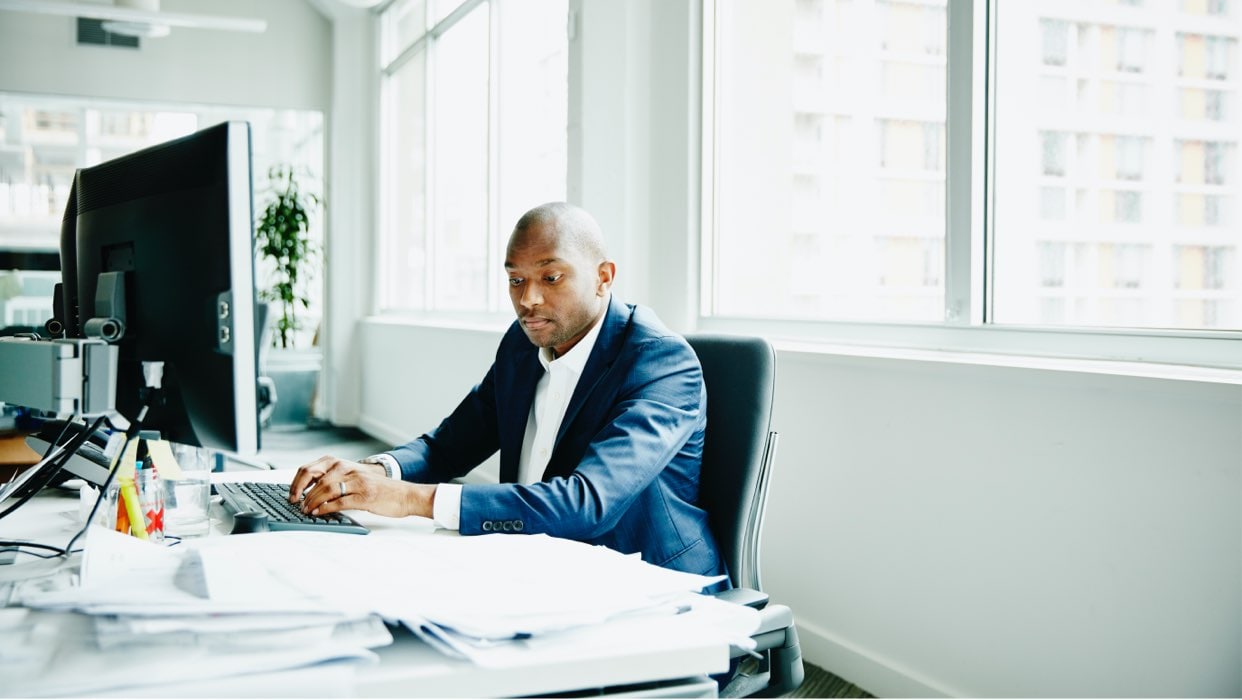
[366,302,609,531]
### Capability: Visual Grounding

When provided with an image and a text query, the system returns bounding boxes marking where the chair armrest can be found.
[754,603,794,637]
[716,586,770,609]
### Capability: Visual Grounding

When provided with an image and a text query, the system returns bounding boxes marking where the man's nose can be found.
[520,282,542,308]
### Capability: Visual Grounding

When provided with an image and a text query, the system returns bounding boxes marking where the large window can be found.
[992,2,1242,330]
[379,0,568,314]
[706,0,947,322]
[705,0,1242,335]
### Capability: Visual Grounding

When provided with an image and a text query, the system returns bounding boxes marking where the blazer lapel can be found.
[548,297,632,469]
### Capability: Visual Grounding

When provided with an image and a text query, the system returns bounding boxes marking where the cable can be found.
[62,403,154,558]
[60,439,126,558]
[0,415,107,522]
[36,414,79,462]
[0,542,77,559]
[1,396,156,561]
[0,540,66,554]
[0,413,80,506]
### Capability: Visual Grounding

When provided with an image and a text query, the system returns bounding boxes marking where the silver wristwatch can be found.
[359,454,398,479]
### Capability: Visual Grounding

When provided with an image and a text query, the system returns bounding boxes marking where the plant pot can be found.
[263,347,323,430]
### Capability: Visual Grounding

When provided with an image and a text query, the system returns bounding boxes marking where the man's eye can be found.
[508,278,524,287]
[544,274,562,283]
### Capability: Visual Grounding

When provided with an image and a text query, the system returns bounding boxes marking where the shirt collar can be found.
[538,295,610,373]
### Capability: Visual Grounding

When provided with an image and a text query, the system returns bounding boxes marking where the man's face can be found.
[505,222,610,357]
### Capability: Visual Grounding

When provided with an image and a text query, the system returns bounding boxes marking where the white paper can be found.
[0,611,380,698]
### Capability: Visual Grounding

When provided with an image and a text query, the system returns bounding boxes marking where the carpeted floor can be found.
[783,662,873,698]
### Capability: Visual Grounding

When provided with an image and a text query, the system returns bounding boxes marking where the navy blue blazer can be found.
[387,296,725,578]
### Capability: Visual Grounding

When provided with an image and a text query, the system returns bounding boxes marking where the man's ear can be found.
[597,261,616,295]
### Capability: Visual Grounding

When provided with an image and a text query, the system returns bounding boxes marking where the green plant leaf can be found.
[255,165,321,348]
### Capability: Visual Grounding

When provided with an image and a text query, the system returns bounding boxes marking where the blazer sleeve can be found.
[457,334,703,539]
[386,363,502,484]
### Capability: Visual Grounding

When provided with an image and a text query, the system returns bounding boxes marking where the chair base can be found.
[721,624,804,698]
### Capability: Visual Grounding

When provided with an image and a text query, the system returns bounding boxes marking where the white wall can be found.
[354,1,1242,696]
[766,351,1241,697]
[0,0,330,111]
[306,0,375,428]
[358,320,504,483]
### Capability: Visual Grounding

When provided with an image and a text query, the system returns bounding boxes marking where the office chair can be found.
[686,333,805,698]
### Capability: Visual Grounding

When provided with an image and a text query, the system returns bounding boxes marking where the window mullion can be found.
[486,0,501,312]
[424,39,437,309]
[945,0,988,326]
[699,0,718,319]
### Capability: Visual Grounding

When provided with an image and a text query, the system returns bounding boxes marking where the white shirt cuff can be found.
[432,483,462,531]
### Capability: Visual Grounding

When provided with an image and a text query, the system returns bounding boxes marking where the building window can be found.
[1205,141,1232,185]
[1041,131,1069,177]
[1116,27,1149,73]
[379,0,568,314]
[1177,245,1234,290]
[993,3,1241,330]
[1038,241,1067,287]
[1115,136,1145,180]
[1041,19,1069,66]
[1204,89,1228,120]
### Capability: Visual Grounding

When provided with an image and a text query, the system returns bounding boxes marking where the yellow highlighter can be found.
[118,476,149,541]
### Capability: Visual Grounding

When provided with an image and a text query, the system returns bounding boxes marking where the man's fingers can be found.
[288,455,337,502]
[310,491,347,516]
[307,479,359,516]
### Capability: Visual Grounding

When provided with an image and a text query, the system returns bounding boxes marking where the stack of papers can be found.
[4,528,391,697]
[175,527,758,663]
[5,524,758,695]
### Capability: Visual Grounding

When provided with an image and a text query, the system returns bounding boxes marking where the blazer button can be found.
[514,521,524,532]
[482,521,493,532]
[501,521,512,532]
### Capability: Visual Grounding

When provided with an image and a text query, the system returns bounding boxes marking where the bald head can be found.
[509,202,608,264]
[504,202,616,357]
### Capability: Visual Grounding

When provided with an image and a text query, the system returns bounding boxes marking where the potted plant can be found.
[254,165,322,428]
[255,165,319,349]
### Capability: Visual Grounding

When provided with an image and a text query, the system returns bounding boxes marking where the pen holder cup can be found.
[162,444,213,538]
[104,470,164,544]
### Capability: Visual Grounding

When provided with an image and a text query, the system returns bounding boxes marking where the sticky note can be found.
[112,439,139,480]
[146,440,183,479]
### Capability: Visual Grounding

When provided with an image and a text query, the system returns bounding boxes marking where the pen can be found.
[136,448,164,541]
[114,489,130,534]
[119,476,148,541]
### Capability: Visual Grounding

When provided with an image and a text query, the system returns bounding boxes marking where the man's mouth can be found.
[523,317,552,331]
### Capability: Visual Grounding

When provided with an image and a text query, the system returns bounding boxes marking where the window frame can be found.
[377,0,516,321]
[699,0,1242,371]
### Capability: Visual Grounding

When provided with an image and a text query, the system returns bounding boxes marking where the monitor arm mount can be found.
[0,272,128,417]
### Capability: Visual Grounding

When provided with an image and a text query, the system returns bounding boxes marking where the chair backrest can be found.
[686,333,778,592]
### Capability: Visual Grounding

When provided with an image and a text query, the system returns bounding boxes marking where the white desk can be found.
[0,482,731,698]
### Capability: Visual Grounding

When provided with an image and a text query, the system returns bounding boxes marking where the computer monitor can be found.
[58,121,260,455]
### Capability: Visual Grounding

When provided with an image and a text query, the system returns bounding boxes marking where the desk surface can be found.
[0,479,731,698]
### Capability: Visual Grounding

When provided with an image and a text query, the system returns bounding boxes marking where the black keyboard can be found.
[217,481,370,535]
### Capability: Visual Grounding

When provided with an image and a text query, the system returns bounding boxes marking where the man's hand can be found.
[288,456,436,519]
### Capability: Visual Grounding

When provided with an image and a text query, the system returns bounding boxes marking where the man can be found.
[289,202,724,579]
